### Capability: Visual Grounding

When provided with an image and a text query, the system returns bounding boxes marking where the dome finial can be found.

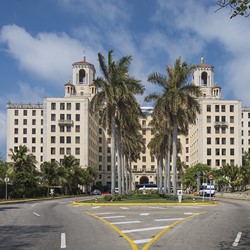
[201,57,204,64]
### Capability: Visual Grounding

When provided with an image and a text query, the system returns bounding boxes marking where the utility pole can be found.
[4,174,9,199]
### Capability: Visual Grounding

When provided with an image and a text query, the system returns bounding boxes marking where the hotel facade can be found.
[6,57,250,189]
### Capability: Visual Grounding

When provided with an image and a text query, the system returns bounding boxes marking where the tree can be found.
[90,50,143,195]
[146,58,201,195]
[9,145,37,173]
[216,0,250,18]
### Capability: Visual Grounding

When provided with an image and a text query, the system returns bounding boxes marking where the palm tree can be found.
[146,57,201,194]
[9,145,37,173]
[90,50,143,195]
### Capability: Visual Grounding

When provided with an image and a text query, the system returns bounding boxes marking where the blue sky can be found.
[0,0,250,158]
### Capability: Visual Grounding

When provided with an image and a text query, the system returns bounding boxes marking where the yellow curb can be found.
[73,201,218,206]
[142,212,207,250]
[86,212,138,250]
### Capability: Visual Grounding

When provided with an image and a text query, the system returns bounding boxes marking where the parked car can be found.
[91,189,102,195]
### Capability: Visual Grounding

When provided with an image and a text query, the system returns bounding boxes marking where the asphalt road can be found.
[0,197,249,250]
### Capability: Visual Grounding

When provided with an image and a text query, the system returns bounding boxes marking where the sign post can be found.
[208,174,214,202]
[4,175,9,199]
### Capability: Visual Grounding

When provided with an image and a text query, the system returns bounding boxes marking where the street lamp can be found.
[4,174,9,199]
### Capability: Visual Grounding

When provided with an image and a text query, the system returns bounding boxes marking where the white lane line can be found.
[155,218,184,221]
[33,212,40,217]
[134,238,152,244]
[140,213,149,216]
[122,225,168,233]
[149,206,167,209]
[184,212,195,215]
[111,221,141,225]
[232,232,242,247]
[91,206,101,209]
[101,216,126,219]
[31,204,37,208]
[120,207,129,209]
[94,212,114,215]
[61,233,66,248]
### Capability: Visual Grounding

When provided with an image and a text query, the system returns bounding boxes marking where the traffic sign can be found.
[208,174,214,180]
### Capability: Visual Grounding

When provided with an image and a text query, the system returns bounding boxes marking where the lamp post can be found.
[4,175,9,199]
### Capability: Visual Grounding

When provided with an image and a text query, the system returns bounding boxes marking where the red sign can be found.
[208,174,214,180]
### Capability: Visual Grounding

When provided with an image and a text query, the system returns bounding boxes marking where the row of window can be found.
[14,119,43,126]
[14,128,43,135]
[207,104,234,112]
[14,137,42,144]
[14,109,43,116]
[51,102,81,111]
[51,136,81,144]
[207,148,235,155]
[207,137,235,145]
[51,114,81,121]
[50,147,81,155]
[207,116,235,123]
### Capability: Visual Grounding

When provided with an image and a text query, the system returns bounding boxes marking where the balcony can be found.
[214,121,228,127]
[58,119,73,126]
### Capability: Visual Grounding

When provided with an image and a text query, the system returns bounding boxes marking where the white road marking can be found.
[61,233,66,248]
[94,212,114,215]
[91,206,101,209]
[149,206,167,209]
[122,225,168,233]
[31,204,37,208]
[102,215,126,219]
[120,207,129,209]
[155,218,184,221]
[140,213,149,216]
[184,212,195,215]
[111,221,141,225]
[33,212,40,217]
[134,238,152,244]
[232,232,242,247]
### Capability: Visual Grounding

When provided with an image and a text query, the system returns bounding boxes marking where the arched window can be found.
[79,69,86,83]
[201,71,208,86]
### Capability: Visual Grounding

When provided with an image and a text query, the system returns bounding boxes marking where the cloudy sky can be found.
[0,0,250,158]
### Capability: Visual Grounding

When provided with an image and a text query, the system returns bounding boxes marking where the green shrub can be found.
[104,195,112,201]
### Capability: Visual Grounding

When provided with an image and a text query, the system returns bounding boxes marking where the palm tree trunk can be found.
[111,116,116,196]
[167,134,171,194]
[121,150,125,195]
[117,132,122,195]
[159,152,163,194]
[172,122,178,195]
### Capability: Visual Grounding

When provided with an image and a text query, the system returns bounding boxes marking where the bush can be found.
[103,195,112,201]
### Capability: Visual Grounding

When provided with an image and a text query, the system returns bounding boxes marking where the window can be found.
[107,165,111,171]
[60,126,65,132]
[14,119,18,125]
[230,138,234,145]
[41,119,43,125]
[76,103,80,110]
[230,149,234,155]
[32,110,36,116]
[207,105,211,112]
[66,148,71,155]
[51,136,56,143]
[142,120,146,126]
[230,116,234,123]
[60,136,64,143]
[66,136,71,143]
[151,156,154,162]
[99,128,103,134]
[76,125,80,132]
[32,147,36,153]
[186,138,189,144]
[32,128,36,134]
[99,137,102,143]
[215,116,220,122]
[207,127,211,134]
[230,127,234,134]
[14,128,18,134]
[215,127,220,134]
[230,105,234,112]
[142,156,146,162]
[14,137,18,143]
[14,110,19,116]
[23,110,27,116]
[66,114,71,120]
[75,148,80,155]
[32,119,36,125]
[142,129,146,135]
[221,127,226,134]
[60,148,64,155]
[222,138,226,144]
[60,103,65,110]
[75,114,80,121]
[51,148,56,155]
[23,137,27,143]
[215,138,220,144]
[99,146,102,153]
[207,138,211,144]
[207,116,211,123]
[222,149,226,155]
[207,148,211,155]
[216,148,220,155]
[75,137,80,144]
[221,116,226,122]
[207,159,211,166]
[23,119,27,125]
[51,114,56,121]
[51,125,56,132]
[51,103,56,110]
[23,128,27,134]
[216,159,220,166]
[60,114,65,120]
[66,126,71,132]
[215,105,219,112]
[107,156,111,162]
[221,105,226,112]
[41,147,43,153]
[107,147,111,153]
[230,160,235,165]
[66,103,71,110]
[32,138,36,143]
[222,160,226,166]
